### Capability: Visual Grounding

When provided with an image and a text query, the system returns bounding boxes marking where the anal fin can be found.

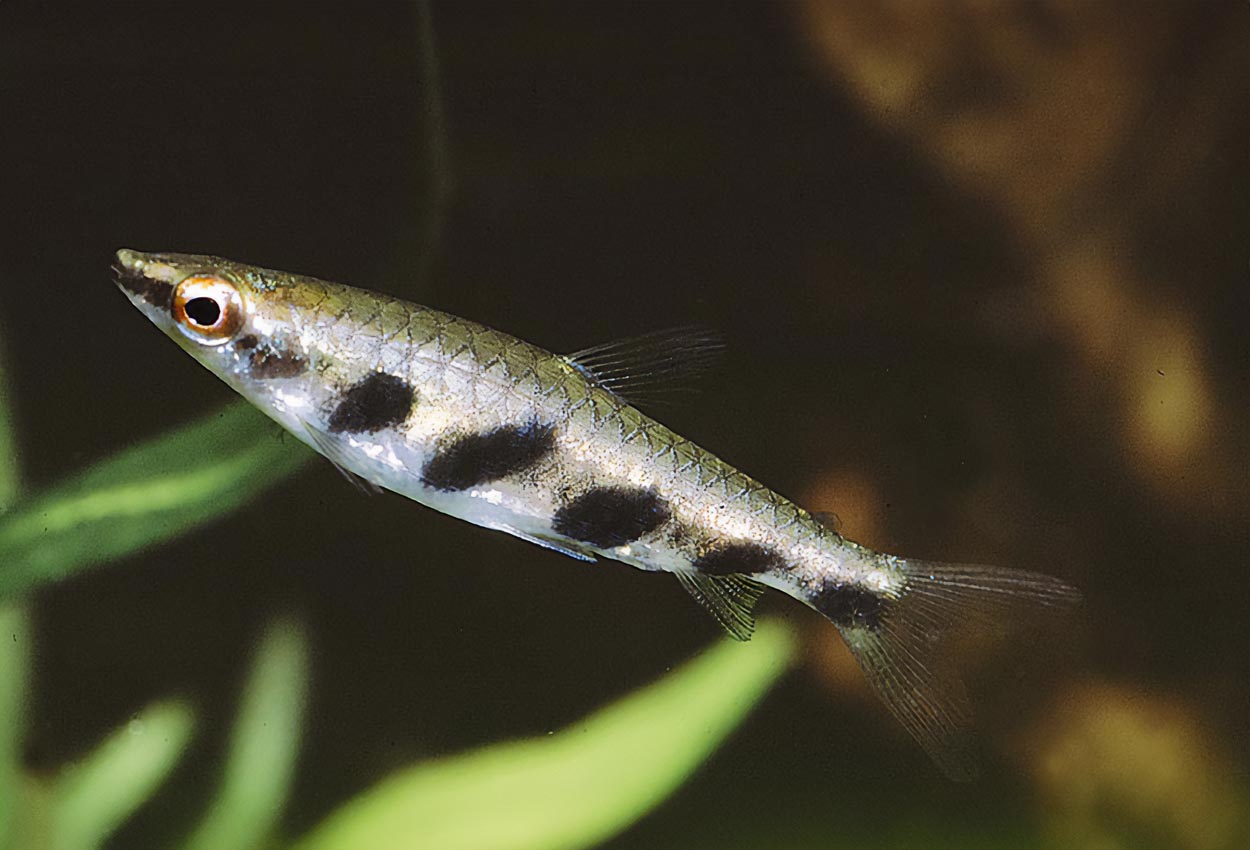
[675,572,767,641]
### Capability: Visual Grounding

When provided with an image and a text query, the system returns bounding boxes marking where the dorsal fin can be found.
[674,572,767,641]
[565,326,726,406]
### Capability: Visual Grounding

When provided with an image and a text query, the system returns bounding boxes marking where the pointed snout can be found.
[113,248,174,310]
[115,248,148,274]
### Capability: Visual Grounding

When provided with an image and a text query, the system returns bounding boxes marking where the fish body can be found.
[114,249,1078,778]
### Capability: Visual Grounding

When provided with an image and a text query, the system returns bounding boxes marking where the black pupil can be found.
[185,297,221,326]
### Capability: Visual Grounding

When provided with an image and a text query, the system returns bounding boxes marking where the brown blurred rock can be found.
[796,0,1250,522]
[1020,680,1249,850]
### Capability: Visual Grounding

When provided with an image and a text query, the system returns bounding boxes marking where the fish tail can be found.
[811,557,1080,780]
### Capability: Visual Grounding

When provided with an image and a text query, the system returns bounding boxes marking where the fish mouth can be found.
[109,259,128,287]
[113,248,174,311]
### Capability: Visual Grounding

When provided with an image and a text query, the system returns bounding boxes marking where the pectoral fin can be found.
[493,524,600,563]
[301,420,384,495]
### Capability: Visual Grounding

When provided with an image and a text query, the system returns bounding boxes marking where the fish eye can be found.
[172,275,244,345]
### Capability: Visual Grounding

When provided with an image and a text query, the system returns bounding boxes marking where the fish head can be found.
[114,248,319,426]
[114,249,249,341]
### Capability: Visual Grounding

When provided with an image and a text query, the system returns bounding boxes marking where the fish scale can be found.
[115,248,1079,779]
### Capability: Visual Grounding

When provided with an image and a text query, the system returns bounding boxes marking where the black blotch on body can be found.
[235,334,259,350]
[249,344,307,379]
[693,541,785,576]
[816,583,886,631]
[421,421,556,492]
[552,486,671,548]
[327,372,415,434]
[116,270,173,311]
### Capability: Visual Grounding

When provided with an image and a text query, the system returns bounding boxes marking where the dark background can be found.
[2,2,1248,847]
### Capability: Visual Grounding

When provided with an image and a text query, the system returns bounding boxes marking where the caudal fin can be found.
[817,559,1080,780]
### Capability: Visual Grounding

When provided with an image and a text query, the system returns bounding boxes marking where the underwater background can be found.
[1,2,1247,848]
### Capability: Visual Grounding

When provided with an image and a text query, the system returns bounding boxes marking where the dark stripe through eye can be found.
[116,271,174,311]
[552,486,671,548]
[421,421,556,492]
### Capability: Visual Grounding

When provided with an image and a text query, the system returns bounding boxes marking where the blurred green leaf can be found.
[295,619,796,850]
[0,330,17,509]
[182,614,310,850]
[51,699,196,850]
[0,316,29,850]
[0,401,312,598]
[0,601,30,849]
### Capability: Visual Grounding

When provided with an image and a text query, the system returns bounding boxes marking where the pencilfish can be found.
[114,249,1079,778]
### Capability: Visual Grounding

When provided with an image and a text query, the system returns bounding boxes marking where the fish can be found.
[113,248,1079,779]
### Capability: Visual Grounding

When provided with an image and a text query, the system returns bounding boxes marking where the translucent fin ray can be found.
[822,560,1079,781]
[565,326,726,405]
[493,525,599,562]
[675,572,767,641]
[301,421,384,495]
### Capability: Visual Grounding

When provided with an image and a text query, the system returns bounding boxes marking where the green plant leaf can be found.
[294,619,797,850]
[182,614,310,850]
[51,699,196,850]
[0,317,30,850]
[0,321,18,509]
[0,601,30,849]
[0,401,312,598]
